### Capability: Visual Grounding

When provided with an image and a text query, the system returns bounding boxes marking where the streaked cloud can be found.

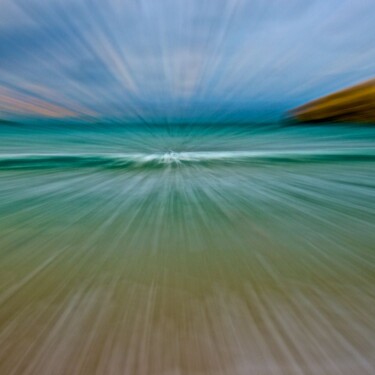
[0,0,374,121]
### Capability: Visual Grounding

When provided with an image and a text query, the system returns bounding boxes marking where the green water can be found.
[0,123,374,374]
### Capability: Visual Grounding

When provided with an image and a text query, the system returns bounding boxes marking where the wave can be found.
[0,150,374,170]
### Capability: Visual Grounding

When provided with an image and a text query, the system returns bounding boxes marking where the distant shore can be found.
[290,78,375,124]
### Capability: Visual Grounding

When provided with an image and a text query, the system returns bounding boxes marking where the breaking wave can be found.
[0,149,374,170]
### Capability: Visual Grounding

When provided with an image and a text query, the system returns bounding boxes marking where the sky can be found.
[0,0,374,122]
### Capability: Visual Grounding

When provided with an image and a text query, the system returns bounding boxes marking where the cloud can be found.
[0,0,374,120]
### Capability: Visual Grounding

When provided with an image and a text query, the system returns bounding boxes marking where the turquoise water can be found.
[0,123,374,374]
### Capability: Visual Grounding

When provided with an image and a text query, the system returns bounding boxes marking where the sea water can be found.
[0,122,374,374]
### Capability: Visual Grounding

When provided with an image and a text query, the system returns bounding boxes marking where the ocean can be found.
[0,122,374,374]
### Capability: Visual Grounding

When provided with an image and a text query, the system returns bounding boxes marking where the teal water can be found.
[0,123,374,374]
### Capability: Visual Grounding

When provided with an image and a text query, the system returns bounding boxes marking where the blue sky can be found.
[0,0,374,122]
